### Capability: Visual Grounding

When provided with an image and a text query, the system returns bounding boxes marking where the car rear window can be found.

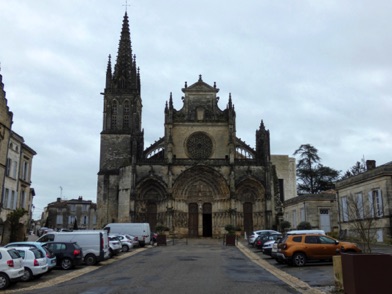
[73,243,81,250]
[16,250,26,259]
[7,249,21,259]
[31,248,44,258]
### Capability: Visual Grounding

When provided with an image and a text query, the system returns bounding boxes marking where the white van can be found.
[37,230,109,265]
[104,223,151,247]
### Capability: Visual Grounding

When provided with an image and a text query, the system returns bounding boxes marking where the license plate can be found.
[52,260,56,264]
[42,267,47,271]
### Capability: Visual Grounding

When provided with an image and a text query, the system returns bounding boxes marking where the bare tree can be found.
[341,193,379,253]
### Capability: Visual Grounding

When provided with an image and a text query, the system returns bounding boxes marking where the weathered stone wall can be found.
[271,155,297,201]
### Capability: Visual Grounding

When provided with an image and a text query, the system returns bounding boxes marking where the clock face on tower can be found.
[186,132,213,159]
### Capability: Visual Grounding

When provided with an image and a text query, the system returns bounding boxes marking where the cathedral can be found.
[97,12,296,237]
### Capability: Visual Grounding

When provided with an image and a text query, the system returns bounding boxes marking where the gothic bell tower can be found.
[97,12,144,226]
[99,12,144,174]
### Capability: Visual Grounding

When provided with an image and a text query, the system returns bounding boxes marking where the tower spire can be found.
[112,11,138,91]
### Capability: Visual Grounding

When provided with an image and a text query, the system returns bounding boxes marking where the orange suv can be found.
[277,234,361,266]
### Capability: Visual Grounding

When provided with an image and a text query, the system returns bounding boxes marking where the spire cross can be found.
[123,0,130,12]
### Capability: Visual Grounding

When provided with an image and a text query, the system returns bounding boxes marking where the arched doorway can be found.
[202,203,212,237]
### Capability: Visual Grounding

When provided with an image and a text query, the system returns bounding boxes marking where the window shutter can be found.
[368,191,374,217]
[377,190,383,217]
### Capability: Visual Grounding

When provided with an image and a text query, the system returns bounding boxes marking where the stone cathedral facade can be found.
[97,12,295,237]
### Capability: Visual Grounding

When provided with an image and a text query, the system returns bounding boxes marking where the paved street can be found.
[7,236,392,294]
[13,238,302,294]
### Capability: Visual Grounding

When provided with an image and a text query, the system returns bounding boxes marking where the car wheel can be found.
[61,258,73,270]
[293,253,306,267]
[0,273,10,290]
[122,245,129,252]
[84,254,97,266]
[21,267,33,282]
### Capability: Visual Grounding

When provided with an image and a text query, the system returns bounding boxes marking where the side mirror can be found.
[335,240,339,245]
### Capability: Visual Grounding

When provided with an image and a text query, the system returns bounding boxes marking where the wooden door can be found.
[188,203,198,237]
[243,202,253,237]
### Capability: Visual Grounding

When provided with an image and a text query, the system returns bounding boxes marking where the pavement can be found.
[24,233,392,294]
[236,239,327,294]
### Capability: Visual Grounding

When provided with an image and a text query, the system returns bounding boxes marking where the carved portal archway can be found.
[173,166,230,237]
[236,178,266,235]
[136,178,167,230]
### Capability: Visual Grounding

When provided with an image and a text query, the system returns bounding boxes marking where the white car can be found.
[108,236,122,257]
[12,247,48,281]
[0,247,24,290]
[126,235,140,248]
[113,234,134,252]
[247,230,280,246]
[262,240,276,256]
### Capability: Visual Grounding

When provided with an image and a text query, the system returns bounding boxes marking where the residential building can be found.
[283,191,338,233]
[0,72,36,244]
[335,160,392,242]
[42,196,97,230]
[96,12,296,237]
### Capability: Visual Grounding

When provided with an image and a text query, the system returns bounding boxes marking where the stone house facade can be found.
[283,192,339,234]
[96,12,296,238]
[335,160,392,242]
[42,196,98,231]
[0,73,36,244]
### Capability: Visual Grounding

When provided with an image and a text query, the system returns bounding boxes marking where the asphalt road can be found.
[10,239,301,294]
[7,237,392,294]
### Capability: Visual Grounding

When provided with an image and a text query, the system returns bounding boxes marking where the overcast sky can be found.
[1,1,391,220]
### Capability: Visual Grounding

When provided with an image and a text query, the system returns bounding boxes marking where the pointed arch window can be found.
[111,100,118,129]
[123,100,130,129]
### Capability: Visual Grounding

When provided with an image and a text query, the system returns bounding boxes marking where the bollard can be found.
[333,255,343,291]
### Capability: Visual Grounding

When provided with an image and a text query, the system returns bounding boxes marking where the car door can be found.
[304,235,321,260]
[318,235,338,258]
[47,243,64,263]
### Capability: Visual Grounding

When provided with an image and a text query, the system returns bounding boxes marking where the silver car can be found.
[247,230,280,246]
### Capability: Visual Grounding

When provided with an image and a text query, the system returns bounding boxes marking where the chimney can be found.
[78,196,83,201]
[57,197,61,202]
[366,160,376,170]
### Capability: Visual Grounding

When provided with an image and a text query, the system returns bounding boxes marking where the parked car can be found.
[0,247,24,290]
[261,239,276,256]
[37,230,109,265]
[104,223,151,247]
[112,234,134,252]
[5,242,57,271]
[254,233,282,250]
[247,230,280,246]
[108,236,122,257]
[270,237,284,262]
[127,235,140,248]
[277,233,362,267]
[37,227,54,237]
[42,242,83,270]
[11,247,48,281]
